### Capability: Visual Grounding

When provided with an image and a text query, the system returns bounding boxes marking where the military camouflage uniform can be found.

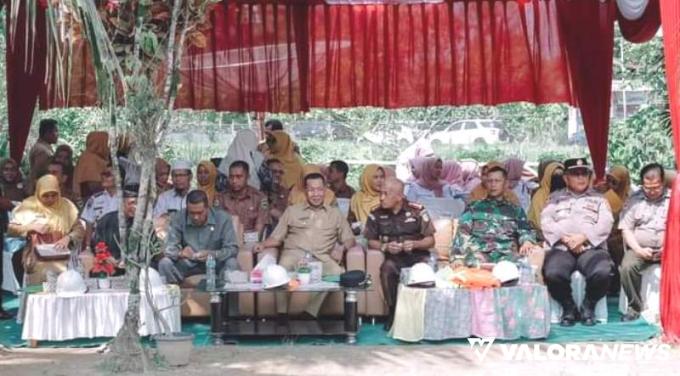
[450,197,536,263]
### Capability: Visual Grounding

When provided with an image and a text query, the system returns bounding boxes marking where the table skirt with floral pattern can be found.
[390,284,551,342]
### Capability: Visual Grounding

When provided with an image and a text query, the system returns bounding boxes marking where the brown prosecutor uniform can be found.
[364,201,435,322]
[269,201,354,316]
[619,189,670,314]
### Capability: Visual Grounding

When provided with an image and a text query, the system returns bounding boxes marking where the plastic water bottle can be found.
[206,253,216,289]
[429,252,438,272]
[518,256,534,285]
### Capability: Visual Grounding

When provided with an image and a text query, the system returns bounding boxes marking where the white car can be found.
[425,119,507,146]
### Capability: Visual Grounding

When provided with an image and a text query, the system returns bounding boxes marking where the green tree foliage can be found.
[609,31,673,179]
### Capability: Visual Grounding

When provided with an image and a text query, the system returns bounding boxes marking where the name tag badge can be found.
[404,218,416,223]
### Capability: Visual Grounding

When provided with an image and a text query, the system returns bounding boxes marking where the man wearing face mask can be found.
[527,161,566,237]
[541,158,614,327]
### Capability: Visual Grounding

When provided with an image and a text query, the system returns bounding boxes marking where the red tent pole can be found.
[659,0,680,344]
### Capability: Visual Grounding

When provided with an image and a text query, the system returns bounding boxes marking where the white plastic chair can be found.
[549,271,609,324]
[618,264,661,323]
[419,197,466,220]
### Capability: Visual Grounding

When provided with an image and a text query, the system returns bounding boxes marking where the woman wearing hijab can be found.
[219,129,266,190]
[406,157,449,202]
[197,161,219,206]
[1,158,28,202]
[440,160,466,199]
[73,131,110,202]
[8,175,84,283]
[459,160,482,193]
[604,166,631,217]
[527,161,565,232]
[348,165,385,226]
[468,161,520,205]
[505,157,533,211]
[288,165,337,206]
[267,131,304,190]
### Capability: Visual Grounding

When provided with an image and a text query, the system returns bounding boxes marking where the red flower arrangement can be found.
[92,241,115,277]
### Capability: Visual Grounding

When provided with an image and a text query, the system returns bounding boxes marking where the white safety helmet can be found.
[407,263,436,287]
[263,265,290,289]
[140,268,164,290]
[492,261,520,286]
[56,270,87,297]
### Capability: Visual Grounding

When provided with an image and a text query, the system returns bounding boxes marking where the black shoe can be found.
[621,311,640,322]
[299,311,317,321]
[581,300,597,326]
[0,309,13,320]
[560,305,580,327]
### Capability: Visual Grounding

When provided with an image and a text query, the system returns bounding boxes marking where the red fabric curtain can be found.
[177,0,574,112]
[659,0,680,344]
[5,1,47,162]
[618,0,661,43]
[556,0,616,179]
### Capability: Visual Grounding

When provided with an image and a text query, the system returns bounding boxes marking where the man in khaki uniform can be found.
[222,160,269,237]
[619,163,670,321]
[255,172,355,319]
[541,158,614,326]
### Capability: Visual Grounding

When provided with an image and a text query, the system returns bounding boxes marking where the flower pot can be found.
[97,278,111,289]
[153,332,195,367]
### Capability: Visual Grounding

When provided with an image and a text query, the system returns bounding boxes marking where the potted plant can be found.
[91,242,115,289]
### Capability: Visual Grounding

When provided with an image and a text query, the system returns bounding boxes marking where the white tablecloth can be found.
[22,286,182,341]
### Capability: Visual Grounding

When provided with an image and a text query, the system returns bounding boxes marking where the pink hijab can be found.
[505,157,525,188]
[460,160,481,192]
[441,160,463,185]
[416,157,445,197]
[408,157,429,183]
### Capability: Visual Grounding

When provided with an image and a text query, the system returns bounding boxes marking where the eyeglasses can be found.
[101,171,113,177]
[271,169,285,175]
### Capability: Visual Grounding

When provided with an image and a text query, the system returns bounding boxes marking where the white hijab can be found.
[219,129,265,189]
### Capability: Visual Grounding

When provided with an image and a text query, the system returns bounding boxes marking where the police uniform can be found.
[80,191,120,225]
[364,201,435,325]
[540,158,614,325]
[619,188,670,316]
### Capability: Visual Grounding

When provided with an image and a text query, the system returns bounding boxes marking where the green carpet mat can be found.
[0,292,659,348]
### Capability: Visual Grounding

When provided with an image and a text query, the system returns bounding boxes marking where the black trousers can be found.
[380,250,430,319]
[542,246,613,309]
